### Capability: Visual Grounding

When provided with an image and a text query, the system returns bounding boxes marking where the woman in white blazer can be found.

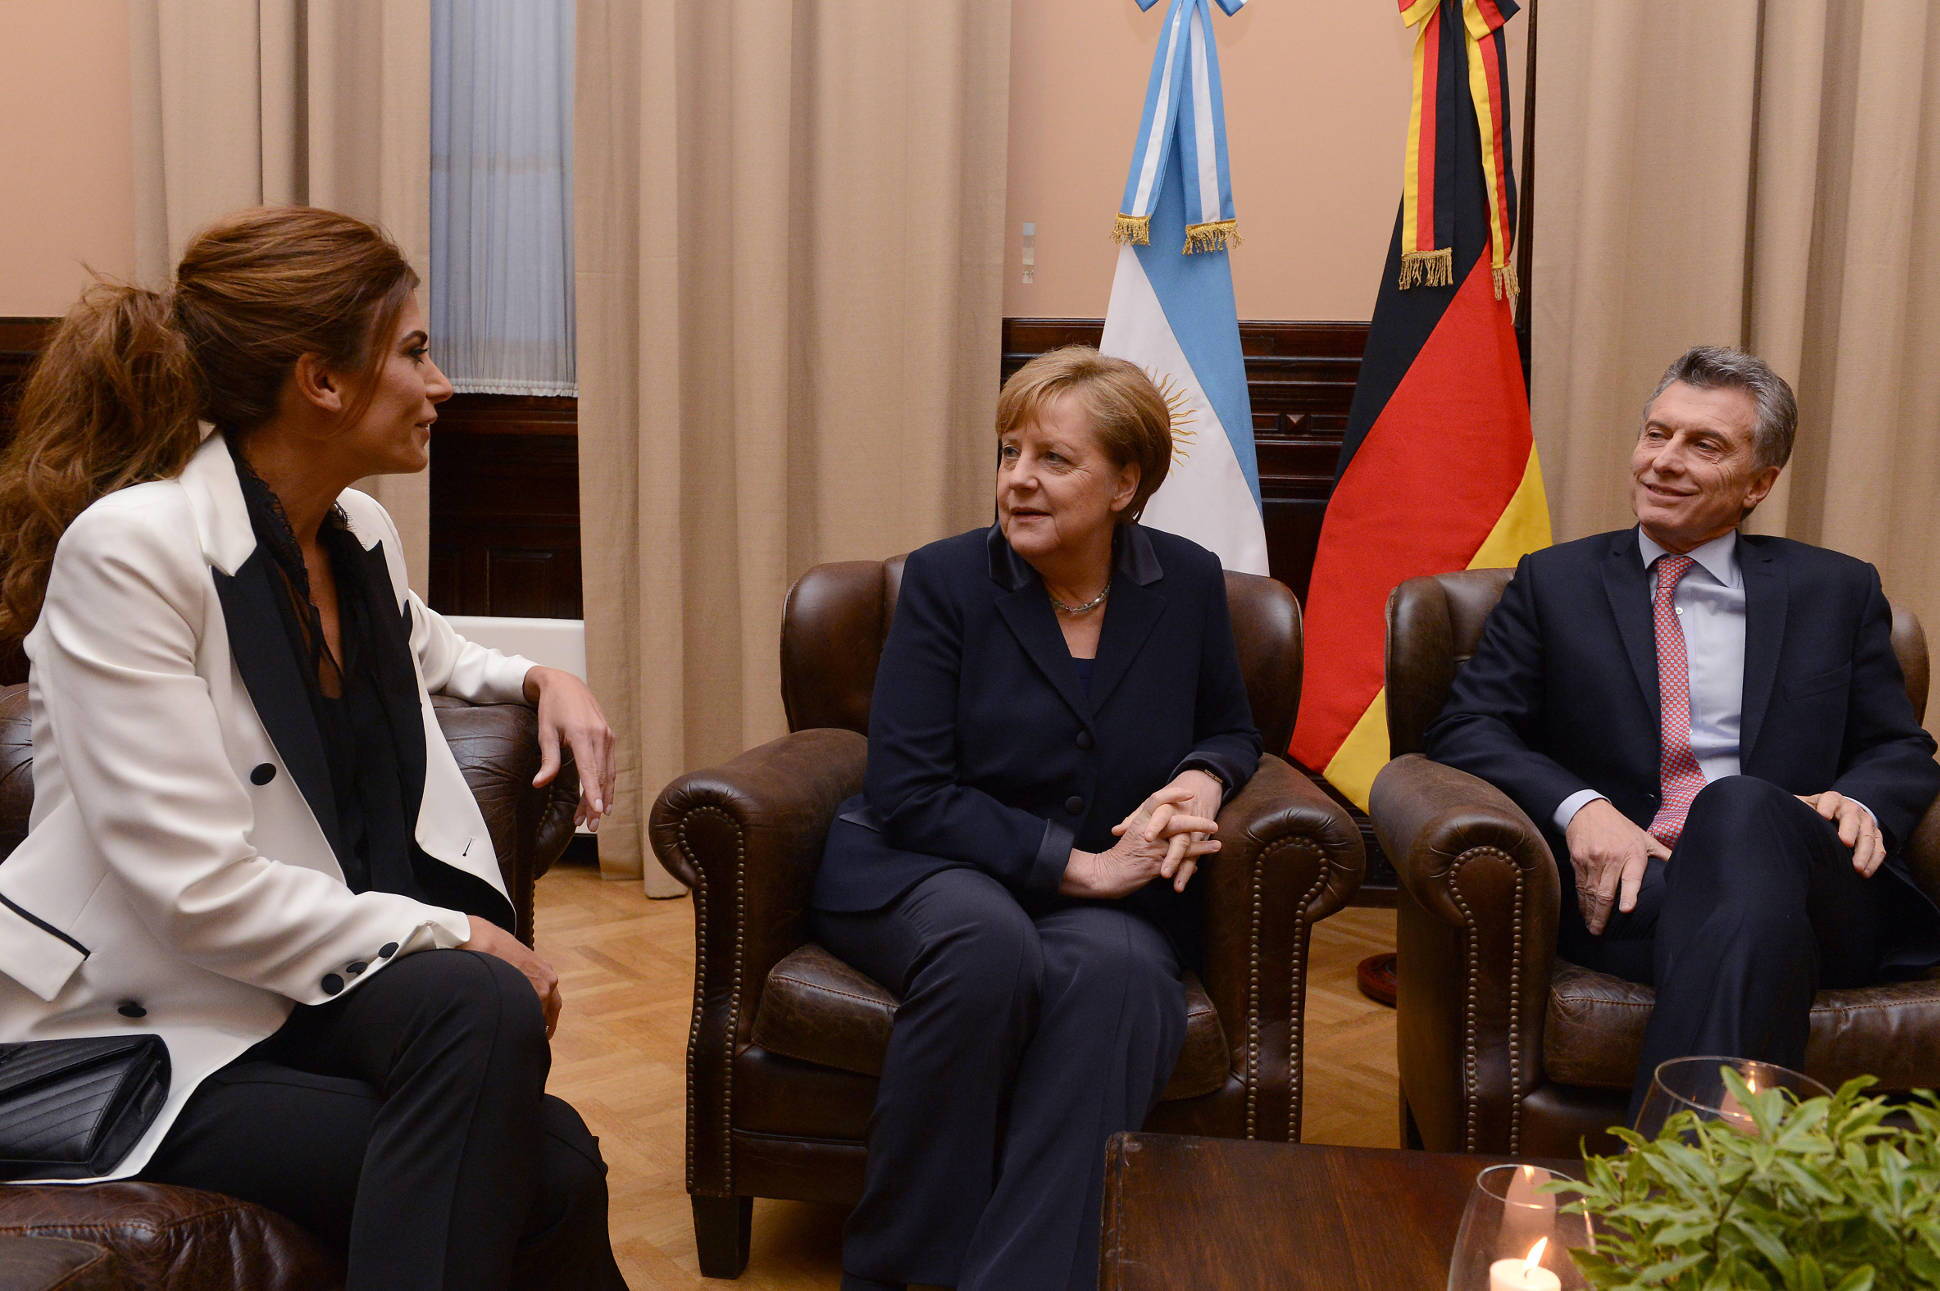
[0,207,625,1289]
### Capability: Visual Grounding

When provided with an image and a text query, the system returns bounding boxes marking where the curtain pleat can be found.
[1532,0,1940,736]
[129,0,432,581]
[574,0,1010,889]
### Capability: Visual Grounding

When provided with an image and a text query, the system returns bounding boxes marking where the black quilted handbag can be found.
[0,1035,169,1180]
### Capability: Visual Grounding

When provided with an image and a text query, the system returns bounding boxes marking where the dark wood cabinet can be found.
[425,394,582,619]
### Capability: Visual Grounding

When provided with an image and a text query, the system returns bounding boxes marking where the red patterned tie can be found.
[1649,554,1706,847]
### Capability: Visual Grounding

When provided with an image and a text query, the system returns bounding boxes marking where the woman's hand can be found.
[523,666,616,830]
[461,915,563,1038]
[1110,770,1225,890]
[1062,799,1220,899]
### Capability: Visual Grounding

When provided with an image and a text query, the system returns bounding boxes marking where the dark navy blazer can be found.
[1425,527,1940,916]
[812,524,1262,946]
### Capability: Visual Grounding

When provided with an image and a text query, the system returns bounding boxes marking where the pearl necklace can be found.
[1047,580,1111,615]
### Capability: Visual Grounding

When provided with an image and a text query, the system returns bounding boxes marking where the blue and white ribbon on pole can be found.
[1101,0,1268,575]
[1113,0,1247,253]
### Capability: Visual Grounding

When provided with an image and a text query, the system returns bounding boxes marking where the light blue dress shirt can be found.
[1553,530,1746,831]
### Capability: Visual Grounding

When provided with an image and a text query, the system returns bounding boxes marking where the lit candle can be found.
[1501,1164,1558,1249]
[1717,1072,1760,1135]
[1489,1238,1562,1291]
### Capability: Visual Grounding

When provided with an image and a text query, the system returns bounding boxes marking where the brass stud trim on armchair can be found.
[1279,849,1331,1144]
[675,805,745,1198]
[1444,848,1534,1156]
[1443,849,1531,1155]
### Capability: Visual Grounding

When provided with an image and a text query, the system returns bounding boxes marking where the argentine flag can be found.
[1101,0,1267,575]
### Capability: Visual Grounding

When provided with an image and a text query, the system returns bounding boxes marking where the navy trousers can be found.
[1557,776,1898,1115]
[814,867,1187,1291]
[142,949,626,1291]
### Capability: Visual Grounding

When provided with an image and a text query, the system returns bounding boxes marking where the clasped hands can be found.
[1060,769,1223,900]
[1565,789,1885,936]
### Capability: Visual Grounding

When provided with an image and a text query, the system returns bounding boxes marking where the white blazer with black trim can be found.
[0,431,538,1183]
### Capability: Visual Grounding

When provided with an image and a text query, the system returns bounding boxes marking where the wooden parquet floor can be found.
[538,857,1401,1289]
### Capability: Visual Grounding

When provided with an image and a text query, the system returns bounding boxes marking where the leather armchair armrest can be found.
[1901,794,1940,908]
[649,727,868,1036]
[1370,753,1560,1154]
[1199,752,1365,1141]
[433,696,580,946]
[648,728,866,1198]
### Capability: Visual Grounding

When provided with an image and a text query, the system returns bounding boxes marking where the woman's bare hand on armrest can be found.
[523,665,616,831]
[461,914,563,1038]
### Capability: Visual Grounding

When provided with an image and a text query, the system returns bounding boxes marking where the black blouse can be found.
[230,442,422,898]
[228,441,503,927]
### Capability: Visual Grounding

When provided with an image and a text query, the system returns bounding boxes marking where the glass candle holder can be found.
[1632,1056,1830,1140]
[1446,1163,1593,1291]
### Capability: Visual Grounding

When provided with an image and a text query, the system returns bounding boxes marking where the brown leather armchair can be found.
[1371,568,1940,1159]
[0,684,579,1291]
[649,556,1367,1279]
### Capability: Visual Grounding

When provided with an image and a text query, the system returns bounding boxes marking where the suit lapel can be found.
[211,553,347,862]
[1739,539,1786,763]
[995,589,1091,721]
[1600,529,1660,726]
[986,524,1169,722]
[1088,580,1165,713]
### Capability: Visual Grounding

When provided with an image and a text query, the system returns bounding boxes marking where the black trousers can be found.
[1557,776,1896,1116]
[814,867,1187,1291]
[142,949,626,1291]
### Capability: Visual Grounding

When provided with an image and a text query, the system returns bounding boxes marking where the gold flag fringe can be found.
[1492,258,1520,310]
[1182,219,1240,254]
[1111,213,1152,246]
[1398,248,1453,289]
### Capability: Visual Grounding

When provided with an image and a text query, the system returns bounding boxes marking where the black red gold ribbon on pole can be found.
[1398,0,1519,303]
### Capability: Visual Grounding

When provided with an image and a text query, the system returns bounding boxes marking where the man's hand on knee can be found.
[1797,790,1886,877]
[1564,799,1671,934]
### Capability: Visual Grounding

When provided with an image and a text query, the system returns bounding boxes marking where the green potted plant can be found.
[1562,1070,1940,1290]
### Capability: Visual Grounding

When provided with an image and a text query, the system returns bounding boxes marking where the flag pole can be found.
[1514,0,1538,388]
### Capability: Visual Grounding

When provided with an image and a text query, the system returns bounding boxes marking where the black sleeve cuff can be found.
[1027,818,1076,893]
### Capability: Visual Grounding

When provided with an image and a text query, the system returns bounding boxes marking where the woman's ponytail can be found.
[0,206,416,644]
[0,281,205,640]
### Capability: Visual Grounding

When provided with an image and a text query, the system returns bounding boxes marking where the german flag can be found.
[1289,0,1550,809]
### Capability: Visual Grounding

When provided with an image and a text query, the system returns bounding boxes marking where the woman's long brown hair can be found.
[0,206,418,641]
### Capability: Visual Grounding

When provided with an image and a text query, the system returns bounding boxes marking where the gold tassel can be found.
[1398,248,1453,290]
[1182,219,1241,254]
[1492,257,1520,309]
[1111,213,1151,246]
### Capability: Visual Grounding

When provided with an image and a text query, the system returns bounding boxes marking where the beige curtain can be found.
[576,1,1010,888]
[128,0,433,578]
[1532,1,1940,735]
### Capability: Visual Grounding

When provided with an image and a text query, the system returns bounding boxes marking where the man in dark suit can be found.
[1427,345,1940,1112]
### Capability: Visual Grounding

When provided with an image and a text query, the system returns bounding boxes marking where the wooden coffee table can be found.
[1100,1134,1578,1290]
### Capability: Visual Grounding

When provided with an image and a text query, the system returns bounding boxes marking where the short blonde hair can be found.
[994,346,1172,523]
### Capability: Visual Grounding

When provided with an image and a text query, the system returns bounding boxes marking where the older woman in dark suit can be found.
[811,347,1262,1291]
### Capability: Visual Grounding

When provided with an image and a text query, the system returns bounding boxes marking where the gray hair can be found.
[1644,345,1798,471]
